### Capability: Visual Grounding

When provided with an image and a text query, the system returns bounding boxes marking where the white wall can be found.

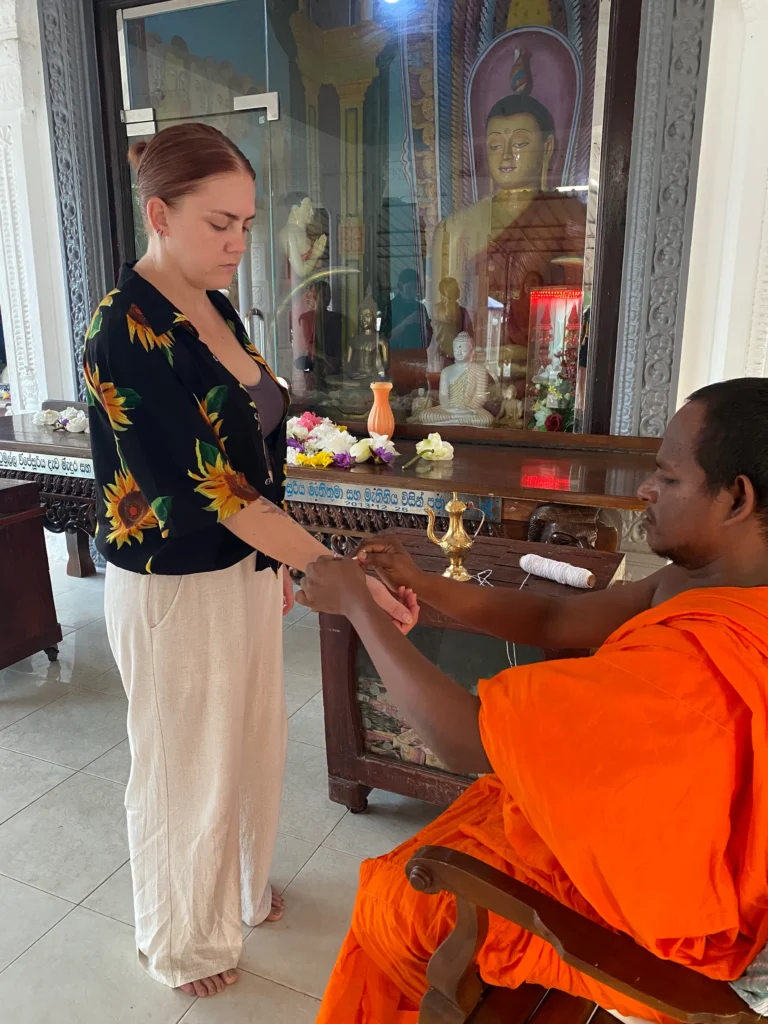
[677,0,768,406]
[0,0,72,413]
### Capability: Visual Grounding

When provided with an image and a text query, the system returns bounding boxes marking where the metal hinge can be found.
[121,108,157,137]
[233,92,280,122]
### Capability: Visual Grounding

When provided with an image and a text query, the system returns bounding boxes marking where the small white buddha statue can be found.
[419,333,494,427]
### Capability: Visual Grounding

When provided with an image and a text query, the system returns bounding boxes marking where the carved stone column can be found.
[37,0,112,400]
[291,10,386,333]
[302,76,321,204]
[612,0,715,437]
[0,0,71,412]
[337,78,369,331]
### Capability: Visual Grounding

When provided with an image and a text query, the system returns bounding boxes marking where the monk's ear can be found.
[725,474,756,524]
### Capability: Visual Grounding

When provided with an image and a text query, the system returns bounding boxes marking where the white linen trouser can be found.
[104,555,286,988]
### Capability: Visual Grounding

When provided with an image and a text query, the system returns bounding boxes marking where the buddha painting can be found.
[430,36,587,383]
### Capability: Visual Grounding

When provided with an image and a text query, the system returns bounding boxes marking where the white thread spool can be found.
[519,553,595,589]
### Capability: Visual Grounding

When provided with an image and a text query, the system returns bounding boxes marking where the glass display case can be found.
[356,625,542,776]
[111,0,625,439]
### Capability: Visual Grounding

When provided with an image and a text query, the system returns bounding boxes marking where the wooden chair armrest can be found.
[407,846,757,1024]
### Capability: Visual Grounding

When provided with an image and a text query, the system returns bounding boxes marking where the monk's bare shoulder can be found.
[648,563,687,607]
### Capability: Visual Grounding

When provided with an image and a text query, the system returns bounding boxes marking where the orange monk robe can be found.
[316,590,768,1024]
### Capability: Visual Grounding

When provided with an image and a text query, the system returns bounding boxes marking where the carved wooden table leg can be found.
[65,528,96,578]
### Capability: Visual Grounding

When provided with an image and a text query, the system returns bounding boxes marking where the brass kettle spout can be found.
[425,492,475,582]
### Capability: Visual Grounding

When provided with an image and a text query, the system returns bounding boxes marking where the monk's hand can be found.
[296,555,368,618]
[355,538,422,592]
[296,556,419,634]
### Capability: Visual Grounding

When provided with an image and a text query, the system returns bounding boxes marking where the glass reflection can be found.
[268,0,606,435]
[124,0,609,437]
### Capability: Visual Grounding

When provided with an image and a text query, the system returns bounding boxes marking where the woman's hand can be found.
[296,556,419,634]
[356,537,422,592]
[281,564,295,617]
[366,576,419,635]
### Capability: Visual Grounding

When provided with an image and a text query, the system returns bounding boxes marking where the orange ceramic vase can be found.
[368,381,395,439]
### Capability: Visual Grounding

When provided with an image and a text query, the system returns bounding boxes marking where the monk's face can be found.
[486,113,553,191]
[637,402,741,567]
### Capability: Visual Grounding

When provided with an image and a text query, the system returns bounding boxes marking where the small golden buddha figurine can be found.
[496,384,525,429]
[346,288,388,381]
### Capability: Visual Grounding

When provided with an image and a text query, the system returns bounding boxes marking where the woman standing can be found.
[84,123,414,999]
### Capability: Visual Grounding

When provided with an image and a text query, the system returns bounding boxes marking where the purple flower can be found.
[287,437,304,451]
[332,452,354,469]
[373,447,395,464]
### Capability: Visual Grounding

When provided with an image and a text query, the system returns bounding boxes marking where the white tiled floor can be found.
[0,558,439,1023]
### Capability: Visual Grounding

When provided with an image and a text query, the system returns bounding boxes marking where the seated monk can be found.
[296,377,768,1024]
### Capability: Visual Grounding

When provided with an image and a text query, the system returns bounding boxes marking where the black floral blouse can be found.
[83,263,289,576]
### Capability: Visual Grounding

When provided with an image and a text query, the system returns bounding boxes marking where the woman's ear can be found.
[146,197,170,237]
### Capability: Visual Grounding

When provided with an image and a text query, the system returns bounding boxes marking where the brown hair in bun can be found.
[127,140,149,171]
[128,123,255,212]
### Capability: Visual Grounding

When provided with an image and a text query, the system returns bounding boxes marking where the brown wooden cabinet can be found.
[320,530,624,813]
[0,479,62,671]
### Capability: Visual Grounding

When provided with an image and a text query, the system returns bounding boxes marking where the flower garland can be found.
[286,411,398,470]
[33,406,89,434]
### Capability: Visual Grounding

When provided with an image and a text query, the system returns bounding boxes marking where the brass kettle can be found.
[425,492,476,582]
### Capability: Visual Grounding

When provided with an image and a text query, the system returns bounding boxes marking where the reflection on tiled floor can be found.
[0,557,439,1023]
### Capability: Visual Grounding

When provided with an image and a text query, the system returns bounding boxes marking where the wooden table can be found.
[320,529,625,812]
[0,479,62,670]
[0,414,96,577]
[0,413,655,575]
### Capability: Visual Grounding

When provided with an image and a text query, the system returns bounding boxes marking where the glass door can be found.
[117,0,277,355]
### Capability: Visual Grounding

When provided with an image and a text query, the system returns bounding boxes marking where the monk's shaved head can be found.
[638,379,768,567]
[688,377,768,528]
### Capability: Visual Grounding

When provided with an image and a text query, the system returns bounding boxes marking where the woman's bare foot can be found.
[266,887,285,922]
[178,892,284,997]
[180,969,238,998]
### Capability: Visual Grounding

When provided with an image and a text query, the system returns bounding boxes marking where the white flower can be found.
[416,432,454,461]
[33,409,60,427]
[349,437,373,463]
[64,410,88,433]
[369,432,399,459]
[286,416,309,442]
[286,446,301,467]
[316,427,357,456]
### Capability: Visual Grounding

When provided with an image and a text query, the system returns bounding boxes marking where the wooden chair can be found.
[406,846,759,1024]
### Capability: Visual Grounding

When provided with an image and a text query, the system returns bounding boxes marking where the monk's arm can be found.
[347,594,492,775]
[410,571,661,649]
[357,540,670,649]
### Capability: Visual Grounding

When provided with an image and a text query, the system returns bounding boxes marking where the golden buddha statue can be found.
[430,56,586,365]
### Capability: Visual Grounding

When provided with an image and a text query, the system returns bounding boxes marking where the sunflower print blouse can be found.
[83,263,289,576]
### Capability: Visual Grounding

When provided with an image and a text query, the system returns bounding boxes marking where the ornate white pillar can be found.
[0,0,71,412]
[677,0,768,401]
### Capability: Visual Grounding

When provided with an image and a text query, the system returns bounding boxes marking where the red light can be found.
[521,462,573,490]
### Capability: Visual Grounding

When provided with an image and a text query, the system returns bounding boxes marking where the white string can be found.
[468,568,494,586]
[467,567,530,667]
[519,553,595,590]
